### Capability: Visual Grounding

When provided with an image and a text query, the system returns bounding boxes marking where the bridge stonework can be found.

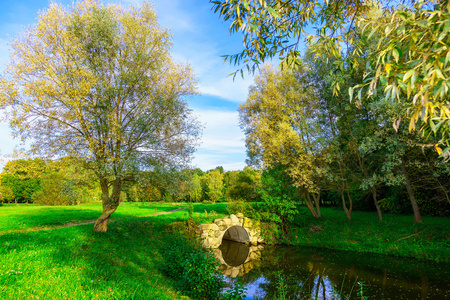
[196,213,264,248]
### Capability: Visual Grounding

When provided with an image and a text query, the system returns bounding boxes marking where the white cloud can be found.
[200,137,244,153]
[200,75,253,103]
[195,109,243,139]
[191,153,246,172]
[133,0,255,103]
[191,108,247,171]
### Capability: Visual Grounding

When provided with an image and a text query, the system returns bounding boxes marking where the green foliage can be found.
[0,159,49,203]
[159,234,223,300]
[32,172,80,206]
[189,173,203,202]
[378,188,411,215]
[0,158,100,205]
[202,169,225,202]
[127,185,140,202]
[259,166,300,229]
[227,167,262,202]
[226,199,256,218]
[221,282,246,300]
[162,192,173,203]
[352,2,450,151]
[211,0,372,75]
[213,0,449,153]
[0,185,14,203]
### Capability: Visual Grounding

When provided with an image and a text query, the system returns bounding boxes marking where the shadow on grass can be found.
[0,208,104,233]
[0,212,190,299]
[0,203,184,234]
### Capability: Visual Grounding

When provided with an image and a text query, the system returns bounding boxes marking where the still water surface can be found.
[217,240,450,299]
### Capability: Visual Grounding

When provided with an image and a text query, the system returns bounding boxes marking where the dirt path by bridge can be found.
[6,207,187,234]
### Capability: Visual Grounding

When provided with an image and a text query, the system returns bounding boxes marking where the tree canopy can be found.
[212,0,450,156]
[0,0,200,231]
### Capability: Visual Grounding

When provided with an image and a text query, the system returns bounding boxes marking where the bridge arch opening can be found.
[219,240,250,267]
[222,225,250,244]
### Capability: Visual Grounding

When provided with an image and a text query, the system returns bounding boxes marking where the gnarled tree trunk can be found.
[372,186,383,221]
[341,189,352,220]
[305,190,321,218]
[94,178,122,232]
[312,192,322,218]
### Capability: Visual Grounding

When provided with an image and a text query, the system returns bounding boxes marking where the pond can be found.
[216,240,450,299]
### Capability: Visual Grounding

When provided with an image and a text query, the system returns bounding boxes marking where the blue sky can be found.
[0,0,256,171]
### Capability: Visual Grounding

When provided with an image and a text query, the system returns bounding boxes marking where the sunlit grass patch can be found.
[0,202,180,233]
[0,210,205,299]
[289,207,450,262]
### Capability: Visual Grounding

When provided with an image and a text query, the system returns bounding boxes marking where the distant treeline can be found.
[0,159,261,205]
[0,158,448,218]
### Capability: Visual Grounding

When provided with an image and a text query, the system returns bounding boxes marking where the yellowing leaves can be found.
[0,0,200,176]
[354,2,450,153]
[239,64,321,191]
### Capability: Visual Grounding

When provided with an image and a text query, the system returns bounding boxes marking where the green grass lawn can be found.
[0,202,187,233]
[0,202,228,300]
[0,201,448,299]
[287,206,450,262]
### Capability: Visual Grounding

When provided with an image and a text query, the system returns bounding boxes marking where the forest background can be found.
[0,0,449,226]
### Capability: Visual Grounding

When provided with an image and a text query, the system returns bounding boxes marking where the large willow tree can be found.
[0,0,200,231]
[239,65,323,218]
[212,0,450,157]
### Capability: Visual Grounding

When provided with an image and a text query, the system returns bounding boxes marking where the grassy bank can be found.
[0,202,228,234]
[0,202,183,233]
[1,202,448,299]
[284,206,450,262]
[0,202,228,300]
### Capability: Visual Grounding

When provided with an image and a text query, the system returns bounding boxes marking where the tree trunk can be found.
[372,186,383,221]
[305,190,318,218]
[400,158,422,223]
[94,178,122,232]
[341,191,352,220]
[94,204,117,232]
[347,189,353,215]
[312,193,321,218]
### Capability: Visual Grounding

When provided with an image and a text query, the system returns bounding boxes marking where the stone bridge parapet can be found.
[196,213,264,248]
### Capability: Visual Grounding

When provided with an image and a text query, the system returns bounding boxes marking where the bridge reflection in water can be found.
[213,244,450,300]
[213,239,264,278]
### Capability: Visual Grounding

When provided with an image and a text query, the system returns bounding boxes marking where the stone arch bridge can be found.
[196,213,264,248]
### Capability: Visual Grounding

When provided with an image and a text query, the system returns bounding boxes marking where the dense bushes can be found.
[0,157,100,205]
[159,233,247,300]
[159,234,223,299]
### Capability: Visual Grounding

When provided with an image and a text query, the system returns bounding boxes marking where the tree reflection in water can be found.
[215,242,450,299]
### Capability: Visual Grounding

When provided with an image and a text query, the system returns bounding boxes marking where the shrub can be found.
[226,199,256,217]
[259,166,300,231]
[0,185,14,203]
[180,250,223,299]
[162,192,173,202]
[221,282,246,300]
[32,173,77,205]
[159,234,223,300]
